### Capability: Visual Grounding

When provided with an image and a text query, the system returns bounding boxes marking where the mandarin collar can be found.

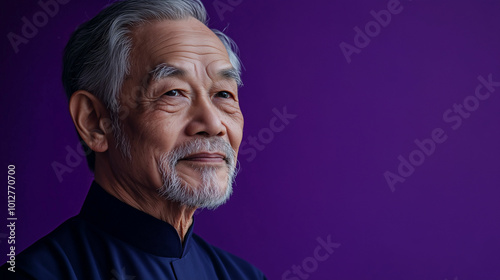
[79,181,194,258]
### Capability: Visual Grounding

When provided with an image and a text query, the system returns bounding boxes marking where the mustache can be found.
[166,138,236,166]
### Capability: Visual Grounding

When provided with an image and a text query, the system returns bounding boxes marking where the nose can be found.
[185,95,226,137]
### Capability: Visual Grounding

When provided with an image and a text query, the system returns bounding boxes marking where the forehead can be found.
[128,18,231,76]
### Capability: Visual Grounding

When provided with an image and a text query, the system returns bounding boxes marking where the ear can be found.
[69,91,110,153]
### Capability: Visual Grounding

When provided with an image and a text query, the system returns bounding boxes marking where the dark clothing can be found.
[2,181,266,279]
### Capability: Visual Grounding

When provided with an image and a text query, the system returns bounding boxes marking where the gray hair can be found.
[62,0,242,172]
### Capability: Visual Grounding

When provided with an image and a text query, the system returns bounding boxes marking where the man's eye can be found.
[215,91,231,99]
[164,89,180,96]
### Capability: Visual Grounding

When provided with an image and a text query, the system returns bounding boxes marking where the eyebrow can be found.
[219,67,243,87]
[147,63,242,87]
[149,63,184,83]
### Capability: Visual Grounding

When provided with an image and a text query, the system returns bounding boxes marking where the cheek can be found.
[126,112,182,155]
[125,115,182,186]
[226,113,244,152]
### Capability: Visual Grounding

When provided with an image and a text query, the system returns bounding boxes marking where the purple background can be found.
[1,0,500,279]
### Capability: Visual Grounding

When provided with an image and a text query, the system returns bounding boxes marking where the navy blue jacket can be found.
[1,181,266,279]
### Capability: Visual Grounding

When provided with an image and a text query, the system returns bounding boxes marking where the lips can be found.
[181,152,226,162]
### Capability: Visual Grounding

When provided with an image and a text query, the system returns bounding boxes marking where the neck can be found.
[94,158,196,242]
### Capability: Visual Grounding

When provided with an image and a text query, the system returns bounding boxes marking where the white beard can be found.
[157,137,238,209]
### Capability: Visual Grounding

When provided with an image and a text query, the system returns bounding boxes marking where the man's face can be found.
[108,18,243,208]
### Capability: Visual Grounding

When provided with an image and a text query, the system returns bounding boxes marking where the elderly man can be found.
[1,0,266,279]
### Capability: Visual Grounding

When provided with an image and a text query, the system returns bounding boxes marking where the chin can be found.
[159,171,233,209]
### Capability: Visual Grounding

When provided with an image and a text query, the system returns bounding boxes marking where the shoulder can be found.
[1,216,92,279]
[191,234,267,280]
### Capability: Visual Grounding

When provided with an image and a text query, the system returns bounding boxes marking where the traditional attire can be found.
[2,181,266,279]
